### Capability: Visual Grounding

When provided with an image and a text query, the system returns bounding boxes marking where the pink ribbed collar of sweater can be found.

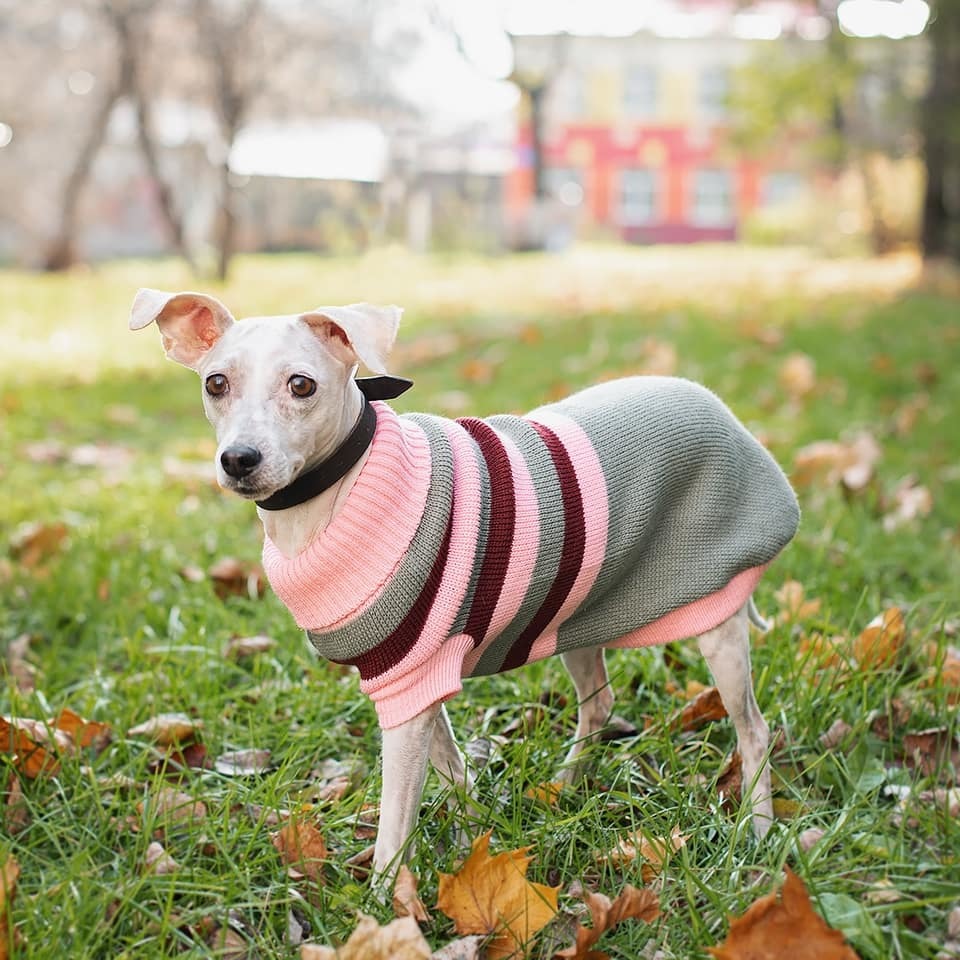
[262,403,432,631]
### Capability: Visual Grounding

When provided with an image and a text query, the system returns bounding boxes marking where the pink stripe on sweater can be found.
[524,411,609,662]
[606,565,766,651]
[461,432,541,674]
[262,404,431,631]
[359,419,482,695]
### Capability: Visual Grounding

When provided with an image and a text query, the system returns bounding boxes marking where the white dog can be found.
[130,289,799,886]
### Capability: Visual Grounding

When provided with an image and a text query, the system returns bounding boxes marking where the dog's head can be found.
[130,289,402,501]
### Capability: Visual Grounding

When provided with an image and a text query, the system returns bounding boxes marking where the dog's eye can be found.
[205,374,229,397]
[288,375,316,398]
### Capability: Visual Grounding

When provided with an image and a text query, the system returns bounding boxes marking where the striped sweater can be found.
[262,377,800,729]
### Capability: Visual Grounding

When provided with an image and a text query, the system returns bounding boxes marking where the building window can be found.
[761,171,803,207]
[698,65,729,120]
[547,167,585,207]
[623,65,658,119]
[691,169,734,226]
[620,168,658,225]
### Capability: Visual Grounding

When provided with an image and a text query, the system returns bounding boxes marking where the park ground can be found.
[1,245,959,958]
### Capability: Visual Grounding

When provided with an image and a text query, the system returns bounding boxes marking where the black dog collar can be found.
[255,375,413,511]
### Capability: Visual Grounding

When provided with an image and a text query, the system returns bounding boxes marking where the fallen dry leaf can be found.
[555,882,660,960]
[852,608,905,670]
[524,782,564,806]
[708,867,861,960]
[775,580,822,624]
[208,557,266,600]
[598,826,687,883]
[430,937,486,959]
[214,748,272,777]
[902,727,960,780]
[819,719,853,751]
[224,634,276,659]
[0,716,62,777]
[128,713,203,746]
[792,433,881,492]
[778,352,817,401]
[0,855,20,960]
[144,840,180,875]
[54,707,112,752]
[300,915,431,960]
[272,814,329,884]
[138,787,207,826]
[882,477,933,531]
[2,774,30,835]
[9,520,69,570]
[673,686,728,732]
[6,633,36,694]
[393,865,430,922]
[798,828,826,852]
[920,644,960,704]
[437,831,558,960]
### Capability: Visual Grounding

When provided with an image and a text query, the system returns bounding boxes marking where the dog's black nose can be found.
[220,445,262,478]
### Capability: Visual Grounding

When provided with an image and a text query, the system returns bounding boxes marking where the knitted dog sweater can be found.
[262,377,800,729]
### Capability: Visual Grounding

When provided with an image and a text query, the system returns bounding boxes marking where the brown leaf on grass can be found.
[195,916,252,959]
[224,634,276,659]
[6,633,36,694]
[524,782,564,806]
[774,581,822,624]
[144,840,180,875]
[393,865,430,922]
[852,608,905,670]
[792,433,881,491]
[882,477,933,531]
[707,867,861,960]
[716,751,743,806]
[798,633,849,670]
[2,774,30,835]
[902,727,960,781]
[920,645,960,704]
[819,719,854,751]
[555,882,660,960]
[430,936,486,959]
[138,787,207,825]
[9,520,69,570]
[778,352,817,401]
[0,716,61,777]
[272,814,329,884]
[214,748,272,777]
[596,826,686,882]
[128,713,203,746]
[437,830,559,960]
[54,707,112,752]
[208,557,266,600]
[0,855,20,960]
[672,686,727,732]
[300,915,431,960]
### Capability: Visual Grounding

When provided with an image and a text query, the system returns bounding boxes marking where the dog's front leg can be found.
[372,702,441,888]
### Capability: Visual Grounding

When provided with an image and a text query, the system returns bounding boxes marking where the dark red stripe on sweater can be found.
[337,515,454,680]
[457,417,517,645]
[502,422,586,671]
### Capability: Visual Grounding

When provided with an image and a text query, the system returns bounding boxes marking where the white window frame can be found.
[619,168,659,225]
[691,168,735,227]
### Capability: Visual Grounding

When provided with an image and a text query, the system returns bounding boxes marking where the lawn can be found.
[1,246,958,959]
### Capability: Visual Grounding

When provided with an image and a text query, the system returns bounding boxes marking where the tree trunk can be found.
[43,79,123,271]
[215,155,236,282]
[921,0,960,261]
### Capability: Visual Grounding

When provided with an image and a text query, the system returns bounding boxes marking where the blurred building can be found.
[506,3,829,246]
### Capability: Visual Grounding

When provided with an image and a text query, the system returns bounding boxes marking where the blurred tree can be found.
[44,0,194,272]
[921,0,960,261]
[729,6,920,254]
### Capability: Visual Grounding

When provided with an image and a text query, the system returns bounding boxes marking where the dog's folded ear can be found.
[130,289,235,370]
[302,303,402,375]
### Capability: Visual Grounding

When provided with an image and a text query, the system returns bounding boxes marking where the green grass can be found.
[1,247,959,958]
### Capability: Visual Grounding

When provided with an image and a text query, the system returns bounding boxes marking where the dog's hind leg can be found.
[697,602,773,838]
[558,646,614,784]
[429,704,474,792]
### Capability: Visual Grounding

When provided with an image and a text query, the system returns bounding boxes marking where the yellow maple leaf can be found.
[437,831,558,959]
